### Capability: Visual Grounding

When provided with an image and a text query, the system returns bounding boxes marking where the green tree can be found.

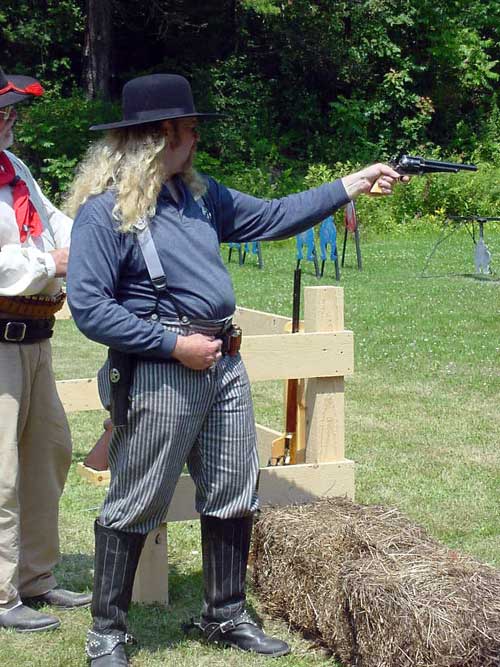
[0,0,84,92]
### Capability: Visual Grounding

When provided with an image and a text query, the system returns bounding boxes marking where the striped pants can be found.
[97,350,260,534]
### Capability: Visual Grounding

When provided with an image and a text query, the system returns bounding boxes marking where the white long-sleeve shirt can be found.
[0,150,72,297]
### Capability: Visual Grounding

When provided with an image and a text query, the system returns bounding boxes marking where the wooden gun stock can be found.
[83,418,112,471]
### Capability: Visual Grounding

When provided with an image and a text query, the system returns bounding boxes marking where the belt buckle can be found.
[4,321,27,342]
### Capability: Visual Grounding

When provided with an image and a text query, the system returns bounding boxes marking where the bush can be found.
[13,91,118,203]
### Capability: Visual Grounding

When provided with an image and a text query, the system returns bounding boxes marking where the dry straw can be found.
[251,497,500,667]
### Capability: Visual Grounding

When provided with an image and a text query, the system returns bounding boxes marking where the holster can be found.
[220,325,242,356]
[108,349,135,428]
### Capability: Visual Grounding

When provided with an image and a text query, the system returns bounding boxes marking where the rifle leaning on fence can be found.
[370,154,477,194]
[269,266,302,466]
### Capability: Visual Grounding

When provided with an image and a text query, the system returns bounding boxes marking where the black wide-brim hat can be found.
[0,68,44,108]
[90,73,224,131]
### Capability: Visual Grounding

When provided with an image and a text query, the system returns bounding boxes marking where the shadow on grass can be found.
[419,271,500,281]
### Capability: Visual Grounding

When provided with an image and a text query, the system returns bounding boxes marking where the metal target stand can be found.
[421,215,500,278]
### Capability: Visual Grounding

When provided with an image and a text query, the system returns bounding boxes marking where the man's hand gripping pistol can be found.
[370,154,477,194]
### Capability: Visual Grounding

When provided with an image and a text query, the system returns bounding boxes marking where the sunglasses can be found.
[0,106,14,121]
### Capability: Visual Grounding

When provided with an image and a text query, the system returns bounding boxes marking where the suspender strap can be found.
[135,224,167,292]
[134,221,186,321]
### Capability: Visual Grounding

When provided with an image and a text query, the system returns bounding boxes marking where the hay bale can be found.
[251,497,500,667]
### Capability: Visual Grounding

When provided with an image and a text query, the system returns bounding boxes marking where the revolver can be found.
[370,154,477,194]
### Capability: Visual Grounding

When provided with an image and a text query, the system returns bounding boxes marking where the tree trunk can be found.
[83,0,112,99]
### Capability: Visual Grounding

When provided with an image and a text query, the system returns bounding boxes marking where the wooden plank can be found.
[241,331,353,381]
[76,461,109,486]
[255,423,282,466]
[76,459,355,520]
[304,287,348,464]
[234,306,290,335]
[305,376,345,462]
[258,459,355,505]
[132,524,169,605]
[57,303,287,330]
[57,378,101,412]
[304,285,344,331]
[165,460,355,521]
[56,329,353,412]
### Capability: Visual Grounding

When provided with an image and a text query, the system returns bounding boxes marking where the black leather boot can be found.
[85,521,146,667]
[198,515,290,657]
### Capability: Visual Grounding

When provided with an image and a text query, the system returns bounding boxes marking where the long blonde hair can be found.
[64,123,207,232]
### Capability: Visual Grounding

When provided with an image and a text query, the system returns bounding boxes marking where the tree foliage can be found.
[1,0,499,218]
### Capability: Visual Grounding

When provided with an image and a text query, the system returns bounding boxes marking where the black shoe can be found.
[86,630,134,666]
[198,610,290,657]
[0,604,60,633]
[23,587,92,609]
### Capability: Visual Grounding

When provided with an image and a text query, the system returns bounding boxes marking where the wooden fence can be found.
[56,286,355,604]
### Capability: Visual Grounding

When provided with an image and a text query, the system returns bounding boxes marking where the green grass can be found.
[3,226,499,665]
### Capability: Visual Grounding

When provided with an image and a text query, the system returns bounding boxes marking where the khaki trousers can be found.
[0,339,71,605]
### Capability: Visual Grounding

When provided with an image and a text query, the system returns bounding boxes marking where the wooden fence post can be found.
[132,524,169,605]
[304,286,347,463]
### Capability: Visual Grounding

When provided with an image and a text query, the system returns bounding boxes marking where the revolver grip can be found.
[369,178,385,195]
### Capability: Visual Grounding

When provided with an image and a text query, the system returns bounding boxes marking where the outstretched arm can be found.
[213,163,405,244]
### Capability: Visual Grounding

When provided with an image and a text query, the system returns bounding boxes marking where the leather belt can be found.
[153,316,242,356]
[0,317,55,343]
[153,315,233,335]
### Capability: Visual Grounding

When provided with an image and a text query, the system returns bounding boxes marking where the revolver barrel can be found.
[369,154,478,194]
[395,155,478,175]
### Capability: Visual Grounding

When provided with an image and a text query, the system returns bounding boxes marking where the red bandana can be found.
[0,152,43,242]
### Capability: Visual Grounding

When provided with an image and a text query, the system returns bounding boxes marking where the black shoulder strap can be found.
[135,222,167,292]
[134,220,186,320]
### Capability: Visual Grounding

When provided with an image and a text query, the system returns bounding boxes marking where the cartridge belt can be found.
[0,317,55,343]
[0,292,66,319]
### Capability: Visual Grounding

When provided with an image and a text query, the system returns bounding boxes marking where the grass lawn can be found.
[2,224,499,666]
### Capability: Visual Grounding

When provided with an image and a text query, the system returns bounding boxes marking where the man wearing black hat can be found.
[66,73,403,666]
[0,68,92,633]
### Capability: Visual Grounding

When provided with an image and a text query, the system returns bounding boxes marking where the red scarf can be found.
[0,151,43,242]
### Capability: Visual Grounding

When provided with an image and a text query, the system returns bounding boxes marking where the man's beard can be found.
[177,147,196,176]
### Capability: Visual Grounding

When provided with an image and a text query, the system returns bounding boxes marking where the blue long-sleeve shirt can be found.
[67,174,350,358]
